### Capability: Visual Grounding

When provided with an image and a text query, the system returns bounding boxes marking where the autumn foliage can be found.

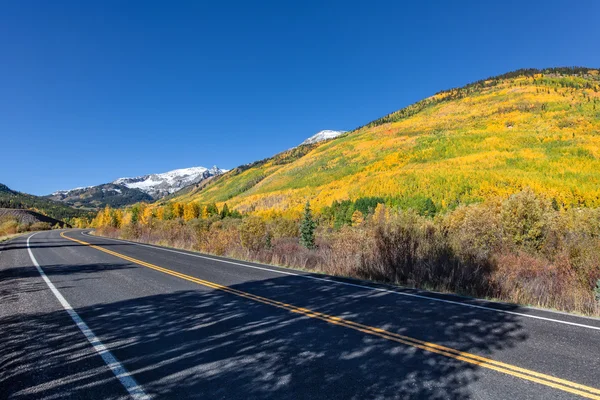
[93,189,600,316]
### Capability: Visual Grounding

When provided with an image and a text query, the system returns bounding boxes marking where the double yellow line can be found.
[60,231,600,399]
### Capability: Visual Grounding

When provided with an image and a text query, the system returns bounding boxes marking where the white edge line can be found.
[80,231,600,332]
[27,232,150,400]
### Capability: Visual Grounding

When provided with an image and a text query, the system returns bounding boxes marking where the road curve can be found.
[1,229,599,399]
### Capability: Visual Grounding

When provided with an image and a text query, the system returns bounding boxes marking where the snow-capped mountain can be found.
[300,130,346,146]
[47,166,227,209]
[113,166,227,198]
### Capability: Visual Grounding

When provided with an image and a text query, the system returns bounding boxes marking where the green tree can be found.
[220,203,230,219]
[300,201,316,249]
[130,203,141,224]
[229,209,243,219]
[163,203,175,220]
[420,197,437,217]
[205,203,219,217]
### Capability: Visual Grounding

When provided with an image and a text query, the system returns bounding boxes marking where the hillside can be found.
[170,67,600,215]
[0,208,69,227]
[0,184,92,221]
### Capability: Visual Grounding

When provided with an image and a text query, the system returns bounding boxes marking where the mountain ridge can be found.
[48,165,227,209]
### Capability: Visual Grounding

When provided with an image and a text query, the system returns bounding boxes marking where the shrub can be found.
[446,202,502,262]
[269,218,299,239]
[239,216,268,252]
[30,222,52,231]
[0,219,19,235]
[370,211,422,283]
[198,226,240,256]
[501,188,552,249]
[121,222,142,239]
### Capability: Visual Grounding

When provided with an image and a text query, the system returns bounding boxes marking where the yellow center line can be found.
[60,231,600,399]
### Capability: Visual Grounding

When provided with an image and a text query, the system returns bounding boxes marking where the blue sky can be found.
[1,0,599,195]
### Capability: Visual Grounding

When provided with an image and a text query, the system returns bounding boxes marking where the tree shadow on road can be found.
[0,272,529,399]
[1,241,136,252]
[0,262,137,305]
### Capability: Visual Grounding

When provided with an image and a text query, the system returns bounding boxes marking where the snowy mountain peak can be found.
[300,130,347,146]
[112,166,227,197]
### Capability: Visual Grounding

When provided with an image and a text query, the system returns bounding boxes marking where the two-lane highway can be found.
[1,229,599,399]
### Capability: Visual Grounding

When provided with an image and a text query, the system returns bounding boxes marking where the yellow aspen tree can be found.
[183,203,194,221]
[351,210,364,226]
[141,207,154,225]
[184,203,200,221]
[372,203,389,225]
[136,202,147,222]
[97,206,112,227]
[173,203,184,219]
[121,211,132,227]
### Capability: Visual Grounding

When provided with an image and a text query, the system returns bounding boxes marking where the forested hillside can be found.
[0,184,93,221]
[171,67,600,216]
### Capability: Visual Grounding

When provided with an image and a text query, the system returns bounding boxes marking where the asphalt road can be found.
[1,229,599,399]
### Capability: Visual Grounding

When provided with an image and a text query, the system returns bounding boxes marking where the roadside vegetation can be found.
[0,215,57,240]
[92,188,600,317]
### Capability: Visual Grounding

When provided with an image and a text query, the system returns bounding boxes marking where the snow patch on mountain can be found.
[300,130,346,146]
[113,166,227,198]
[52,186,93,196]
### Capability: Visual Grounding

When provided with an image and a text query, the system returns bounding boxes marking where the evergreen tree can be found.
[220,203,230,219]
[130,203,141,224]
[420,197,437,217]
[205,203,219,217]
[299,201,316,249]
[230,209,242,219]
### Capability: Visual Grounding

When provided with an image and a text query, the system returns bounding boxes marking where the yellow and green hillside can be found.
[171,67,600,216]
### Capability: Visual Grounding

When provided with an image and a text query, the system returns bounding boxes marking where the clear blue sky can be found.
[1,0,599,195]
